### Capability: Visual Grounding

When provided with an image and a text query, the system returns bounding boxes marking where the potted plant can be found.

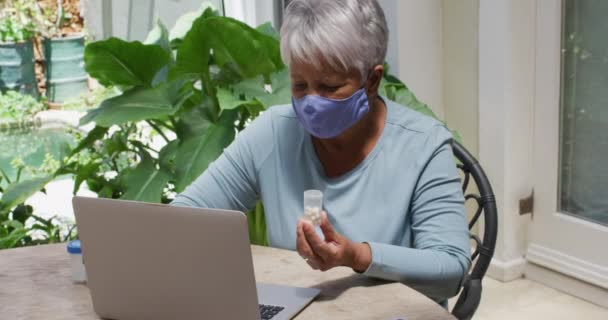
[37,0,87,104]
[0,0,39,97]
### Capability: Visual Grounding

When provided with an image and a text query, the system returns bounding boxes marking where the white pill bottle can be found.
[303,190,323,226]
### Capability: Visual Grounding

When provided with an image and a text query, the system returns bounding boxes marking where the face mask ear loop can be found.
[362,69,379,98]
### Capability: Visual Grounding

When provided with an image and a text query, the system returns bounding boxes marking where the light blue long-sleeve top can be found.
[171,98,471,301]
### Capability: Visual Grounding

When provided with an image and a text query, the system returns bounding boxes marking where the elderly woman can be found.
[172,0,470,305]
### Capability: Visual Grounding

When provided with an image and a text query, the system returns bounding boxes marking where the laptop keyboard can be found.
[259,304,285,319]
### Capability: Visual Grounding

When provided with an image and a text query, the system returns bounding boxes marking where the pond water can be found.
[0,127,76,182]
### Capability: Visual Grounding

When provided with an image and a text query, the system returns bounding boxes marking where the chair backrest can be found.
[450,141,498,320]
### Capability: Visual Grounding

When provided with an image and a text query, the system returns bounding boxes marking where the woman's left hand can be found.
[296,211,371,272]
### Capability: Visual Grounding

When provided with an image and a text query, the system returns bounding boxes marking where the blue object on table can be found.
[67,240,82,254]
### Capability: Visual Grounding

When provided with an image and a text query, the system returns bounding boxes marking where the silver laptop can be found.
[72,196,320,320]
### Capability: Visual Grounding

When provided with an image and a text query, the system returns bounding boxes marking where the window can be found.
[559,0,608,226]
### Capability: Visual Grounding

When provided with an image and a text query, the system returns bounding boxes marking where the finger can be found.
[306,259,321,270]
[302,221,338,261]
[297,221,323,266]
[319,211,339,242]
[318,264,332,272]
[296,221,314,257]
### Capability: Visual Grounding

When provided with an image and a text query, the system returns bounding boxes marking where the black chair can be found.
[450,141,498,320]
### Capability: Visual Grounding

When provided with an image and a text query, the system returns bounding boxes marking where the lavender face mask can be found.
[291,88,370,139]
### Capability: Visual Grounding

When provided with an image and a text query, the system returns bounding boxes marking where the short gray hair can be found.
[280,0,389,78]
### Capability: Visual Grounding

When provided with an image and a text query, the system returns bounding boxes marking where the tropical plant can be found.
[0,158,76,249]
[60,7,289,205]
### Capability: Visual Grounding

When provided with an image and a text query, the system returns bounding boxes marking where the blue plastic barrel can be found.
[43,34,88,103]
[0,41,39,97]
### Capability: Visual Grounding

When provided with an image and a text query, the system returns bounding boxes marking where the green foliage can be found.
[0,167,76,250]
[176,15,284,79]
[248,202,268,246]
[0,203,76,249]
[84,38,171,87]
[173,110,238,192]
[65,8,291,206]
[0,175,53,215]
[0,17,35,43]
[0,0,37,42]
[120,152,171,203]
[79,80,191,127]
[0,0,70,42]
[0,91,46,123]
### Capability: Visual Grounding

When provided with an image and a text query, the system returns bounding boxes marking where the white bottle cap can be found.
[303,190,323,226]
[304,189,323,210]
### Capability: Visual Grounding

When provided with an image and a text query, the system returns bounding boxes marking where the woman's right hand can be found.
[295,212,371,272]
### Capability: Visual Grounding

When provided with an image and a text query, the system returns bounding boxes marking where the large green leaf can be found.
[145,20,172,86]
[379,73,464,142]
[0,224,28,249]
[173,9,216,79]
[216,88,266,120]
[0,176,54,214]
[121,154,171,203]
[104,130,131,156]
[73,161,102,195]
[169,2,219,41]
[69,126,109,156]
[174,92,214,140]
[85,37,170,87]
[247,201,268,246]
[80,80,192,127]
[175,14,283,80]
[145,19,171,53]
[158,140,179,173]
[11,204,33,224]
[233,69,292,109]
[380,76,439,120]
[204,16,284,78]
[256,70,292,108]
[174,110,238,192]
[256,22,279,41]
[217,87,250,110]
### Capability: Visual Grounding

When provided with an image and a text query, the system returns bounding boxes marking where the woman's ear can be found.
[365,64,385,98]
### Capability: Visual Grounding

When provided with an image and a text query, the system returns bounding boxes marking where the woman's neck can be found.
[312,97,387,177]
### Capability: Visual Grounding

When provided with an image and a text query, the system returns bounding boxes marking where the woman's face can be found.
[289,60,364,100]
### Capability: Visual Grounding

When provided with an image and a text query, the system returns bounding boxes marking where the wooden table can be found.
[0,244,455,320]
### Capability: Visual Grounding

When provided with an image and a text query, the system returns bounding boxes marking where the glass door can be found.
[559,0,608,227]
[528,0,608,292]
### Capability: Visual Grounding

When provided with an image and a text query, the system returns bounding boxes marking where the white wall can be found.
[80,0,103,40]
[377,0,400,77]
[394,0,445,119]
[224,0,277,28]
[392,0,538,282]
[478,0,535,281]
[83,0,224,41]
[389,0,480,155]
[442,0,479,156]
